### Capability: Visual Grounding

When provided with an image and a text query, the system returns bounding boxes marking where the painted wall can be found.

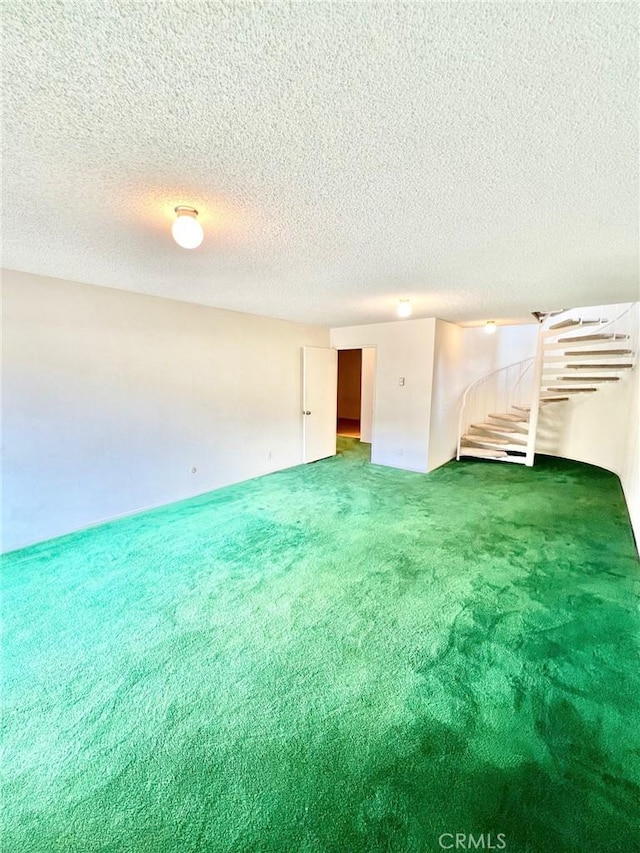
[428,320,465,471]
[537,369,639,548]
[360,348,376,444]
[337,349,362,420]
[461,323,539,383]
[331,319,436,473]
[536,374,635,474]
[2,270,328,551]
[535,303,639,546]
[620,360,640,547]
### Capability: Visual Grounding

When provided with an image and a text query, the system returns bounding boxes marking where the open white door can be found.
[302,346,337,463]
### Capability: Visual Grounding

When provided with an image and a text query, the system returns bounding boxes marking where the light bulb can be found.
[172,206,204,249]
[397,299,412,318]
[484,321,497,334]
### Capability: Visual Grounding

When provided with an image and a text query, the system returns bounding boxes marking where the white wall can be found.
[331,319,436,473]
[540,374,640,549]
[535,303,639,546]
[461,323,539,384]
[2,270,328,551]
[360,347,376,444]
[536,374,635,475]
[620,361,640,547]
[428,320,465,471]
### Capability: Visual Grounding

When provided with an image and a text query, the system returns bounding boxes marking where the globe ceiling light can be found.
[397,299,412,318]
[172,206,204,249]
[484,320,497,334]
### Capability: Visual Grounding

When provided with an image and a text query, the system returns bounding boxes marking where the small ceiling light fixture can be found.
[484,320,497,334]
[172,206,204,249]
[397,299,412,319]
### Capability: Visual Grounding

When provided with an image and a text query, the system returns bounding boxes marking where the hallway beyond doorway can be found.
[337,417,360,438]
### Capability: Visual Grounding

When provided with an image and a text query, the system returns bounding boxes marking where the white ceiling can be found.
[2,2,638,327]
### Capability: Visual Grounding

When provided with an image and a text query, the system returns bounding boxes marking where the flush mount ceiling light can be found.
[172,206,204,249]
[484,320,497,334]
[397,299,412,318]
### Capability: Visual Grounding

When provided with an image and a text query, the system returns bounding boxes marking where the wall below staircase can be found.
[620,362,640,545]
[536,369,635,475]
[536,302,639,547]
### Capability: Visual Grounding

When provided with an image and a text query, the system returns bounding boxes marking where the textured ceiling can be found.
[2,1,638,327]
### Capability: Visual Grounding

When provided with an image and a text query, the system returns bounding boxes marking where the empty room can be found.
[2,2,639,852]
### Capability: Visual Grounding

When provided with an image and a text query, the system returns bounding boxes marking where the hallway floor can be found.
[337,417,360,438]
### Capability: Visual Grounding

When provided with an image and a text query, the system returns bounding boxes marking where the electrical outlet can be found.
[191,467,197,474]
[399,377,405,386]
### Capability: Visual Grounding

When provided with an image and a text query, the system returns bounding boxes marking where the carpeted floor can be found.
[3,439,639,852]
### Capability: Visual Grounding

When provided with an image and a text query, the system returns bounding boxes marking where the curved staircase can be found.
[456,358,538,465]
[540,307,635,400]
[457,304,637,466]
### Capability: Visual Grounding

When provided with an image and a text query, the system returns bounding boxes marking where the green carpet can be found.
[3,439,639,852]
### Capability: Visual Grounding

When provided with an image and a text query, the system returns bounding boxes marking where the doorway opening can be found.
[336,347,375,443]
[337,349,361,438]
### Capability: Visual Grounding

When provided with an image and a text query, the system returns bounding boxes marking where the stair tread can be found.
[512,405,531,411]
[544,387,598,393]
[468,428,520,439]
[459,447,509,459]
[470,422,522,433]
[548,319,602,330]
[563,349,632,356]
[564,363,632,369]
[488,413,529,422]
[463,435,527,448]
[557,333,629,343]
[540,396,570,402]
[463,435,510,445]
[555,376,620,382]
